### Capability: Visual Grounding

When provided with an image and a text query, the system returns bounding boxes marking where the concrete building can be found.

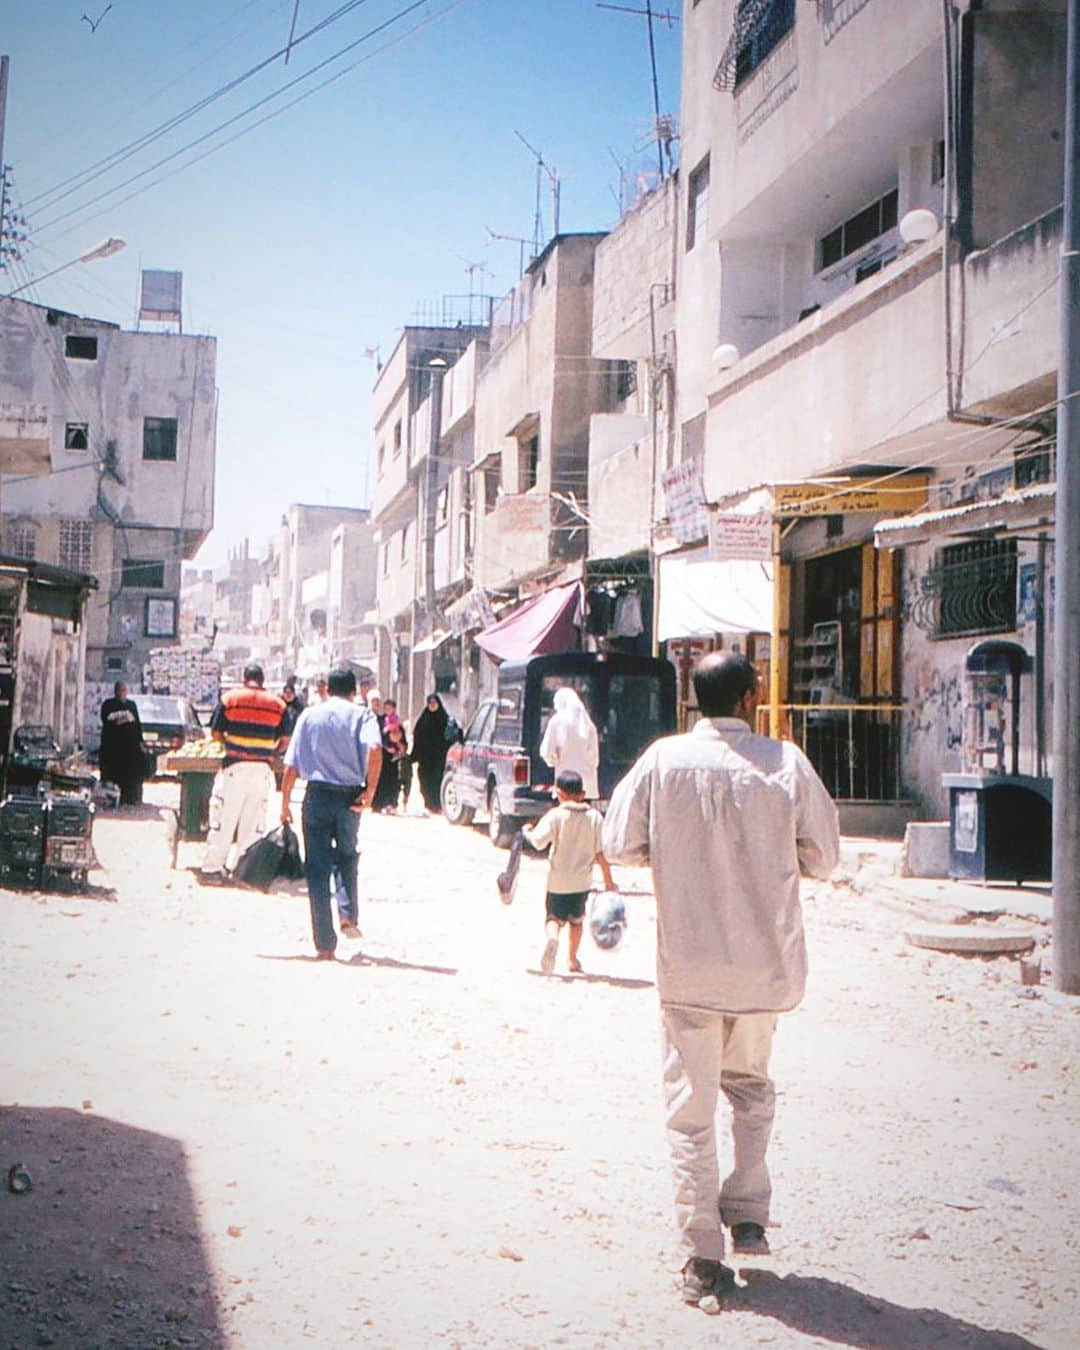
[179,567,214,646]
[0,297,217,693]
[673,0,1065,818]
[273,503,375,679]
[211,542,261,634]
[370,325,487,715]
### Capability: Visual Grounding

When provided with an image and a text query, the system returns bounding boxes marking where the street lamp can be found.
[3,237,126,298]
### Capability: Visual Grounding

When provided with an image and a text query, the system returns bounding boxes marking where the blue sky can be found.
[3,0,680,567]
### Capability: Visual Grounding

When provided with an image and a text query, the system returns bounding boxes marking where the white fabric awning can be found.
[413,629,451,655]
[658,548,773,641]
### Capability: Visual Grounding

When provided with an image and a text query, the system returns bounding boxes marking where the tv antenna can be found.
[485,225,532,280]
[514,129,560,262]
[596,1,678,179]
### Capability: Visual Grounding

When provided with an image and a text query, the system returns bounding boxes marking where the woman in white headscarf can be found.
[539,686,600,800]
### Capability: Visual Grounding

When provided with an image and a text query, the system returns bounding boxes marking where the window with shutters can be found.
[59,519,93,573]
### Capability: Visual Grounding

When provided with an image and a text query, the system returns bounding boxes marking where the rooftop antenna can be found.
[596,1,679,179]
[514,129,560,260]
[485,224,531,280]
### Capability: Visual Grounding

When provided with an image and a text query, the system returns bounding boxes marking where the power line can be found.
[23,0,383,217]
[31,0,453,242]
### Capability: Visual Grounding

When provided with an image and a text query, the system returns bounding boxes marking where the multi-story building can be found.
[211,542,261,635]
[271,503,375,679]
[673,0,1065,817]
[370,325,487,714]
[179,567,215,645]
[0,296,217,692]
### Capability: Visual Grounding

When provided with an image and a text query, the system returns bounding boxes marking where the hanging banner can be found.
[662,459,709,544]
[709,512,773,561]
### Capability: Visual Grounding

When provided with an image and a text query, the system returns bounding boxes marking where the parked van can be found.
[441,651,676,845]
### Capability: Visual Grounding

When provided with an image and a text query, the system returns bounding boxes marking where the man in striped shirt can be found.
[200,664,287,883]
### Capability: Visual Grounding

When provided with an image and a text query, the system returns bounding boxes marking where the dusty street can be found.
[2,785,1079,1349]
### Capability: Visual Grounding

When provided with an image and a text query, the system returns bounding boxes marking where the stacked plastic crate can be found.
[43,793,95,889]
[0,797,46,890]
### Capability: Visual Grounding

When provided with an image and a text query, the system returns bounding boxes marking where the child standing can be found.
[524,769,615,975]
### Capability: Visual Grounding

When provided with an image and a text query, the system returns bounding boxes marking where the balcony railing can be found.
[682,701,906,801]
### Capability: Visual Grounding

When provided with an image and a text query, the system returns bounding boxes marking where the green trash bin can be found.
[178,770,216,842]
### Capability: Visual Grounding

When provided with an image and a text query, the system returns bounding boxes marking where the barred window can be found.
[4,524,36,561]
[59,519,93,572]
[931,538,1017,639]
[65,422,89,451]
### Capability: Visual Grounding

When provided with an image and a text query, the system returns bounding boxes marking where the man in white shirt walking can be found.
[602,652,839,1308]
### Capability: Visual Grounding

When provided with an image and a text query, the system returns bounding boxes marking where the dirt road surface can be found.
[2,784,1079,1348]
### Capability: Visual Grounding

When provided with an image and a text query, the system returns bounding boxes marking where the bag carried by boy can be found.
[588,890,627,950]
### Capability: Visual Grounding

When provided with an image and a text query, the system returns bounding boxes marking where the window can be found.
[382,542,390,575]
[614,361,637,403]
[59,519,93,572]
[393,420,403,457]
[686,155,710,252]
[735,0,796,85]
[932,138,946,186]
[5,524,35,561]
[930,538,1017,639]
[122,559,166,589]
[484,461,501,513]
[143,416,178,462]
[819,189,899,270]
[64,422,89,451]
[64,334,98,360]
[437,486,449,526]
[519,434,539,492]
[400,523,410,562]
[376,442,386,477]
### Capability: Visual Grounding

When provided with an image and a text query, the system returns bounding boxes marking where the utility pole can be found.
[0,56,9,253]
[423,357,448,699]
[1053,0,1080,994]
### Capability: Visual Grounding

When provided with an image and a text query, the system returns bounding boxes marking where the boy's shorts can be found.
[546,891,588,924]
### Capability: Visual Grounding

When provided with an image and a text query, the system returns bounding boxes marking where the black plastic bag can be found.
[233,825,298,892]
[278,822,304,880]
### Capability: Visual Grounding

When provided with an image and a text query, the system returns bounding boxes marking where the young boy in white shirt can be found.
[524,769,615,975]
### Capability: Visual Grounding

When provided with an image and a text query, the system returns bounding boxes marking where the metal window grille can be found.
[59,519,93,572]
[5,525,35,560]
[686,156,710,251]
[921,538,1018,640]
[714,0,796,92]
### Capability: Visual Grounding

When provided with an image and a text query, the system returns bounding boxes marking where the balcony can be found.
[704,208,1060,500]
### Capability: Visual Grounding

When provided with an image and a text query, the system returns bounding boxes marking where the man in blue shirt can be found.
[280,667,383,960]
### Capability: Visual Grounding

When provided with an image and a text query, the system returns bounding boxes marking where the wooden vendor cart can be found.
[161,742,224,843]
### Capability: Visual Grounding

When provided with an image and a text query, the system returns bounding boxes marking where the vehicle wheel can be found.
[487,788,518,849]
[441,774,475,827]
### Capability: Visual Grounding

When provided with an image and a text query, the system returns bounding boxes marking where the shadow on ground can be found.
[258,952,458,976]
[730,1268,1040,1349]
[526,969,654,990]
[0,1106,224,1347]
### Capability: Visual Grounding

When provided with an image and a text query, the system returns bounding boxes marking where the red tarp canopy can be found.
[473,583,581,664]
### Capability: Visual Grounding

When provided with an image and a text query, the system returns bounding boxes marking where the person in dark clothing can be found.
[281,679,306,737]
[99,682,145,805]
[410,693,450,813]
[373,698,407,812]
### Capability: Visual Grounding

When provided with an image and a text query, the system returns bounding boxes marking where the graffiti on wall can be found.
[904,661,964,755]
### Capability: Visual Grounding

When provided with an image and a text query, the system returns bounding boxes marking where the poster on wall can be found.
[145,597,178,639]
[1017,562,1038,625]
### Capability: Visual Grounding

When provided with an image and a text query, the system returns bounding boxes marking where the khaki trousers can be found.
[202,761,273,873]
[660,1005,778,1262]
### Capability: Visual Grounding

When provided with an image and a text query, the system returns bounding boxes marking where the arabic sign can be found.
[772,475,930,517]
[662,459,709,543]
[709,512,773,561]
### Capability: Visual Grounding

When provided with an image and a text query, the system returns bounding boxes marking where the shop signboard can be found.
[709,512,773,561]
[771,475,930,517]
